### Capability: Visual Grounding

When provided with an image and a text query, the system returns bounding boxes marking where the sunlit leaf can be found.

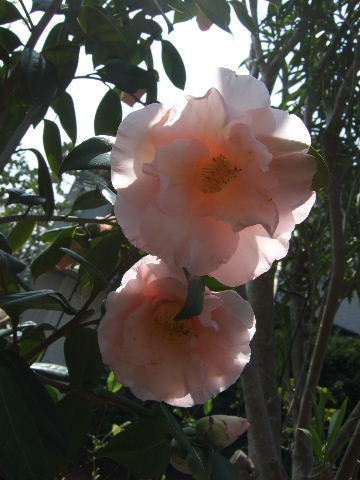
[60,136,114,173]
[7,220,36,252]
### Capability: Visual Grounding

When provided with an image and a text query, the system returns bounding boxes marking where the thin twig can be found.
[0,214,117,226]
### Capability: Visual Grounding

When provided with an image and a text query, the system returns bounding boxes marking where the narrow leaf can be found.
[326,398,348,453]
[230,1,257,36]
[43,120,63,178]
[309,146,329,190]
[28,148,55,219]
[51,92,77,143]
[0,290,76,316]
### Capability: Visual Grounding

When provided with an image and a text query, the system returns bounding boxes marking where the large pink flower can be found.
[111,68,316,286]
[98,255,255,407]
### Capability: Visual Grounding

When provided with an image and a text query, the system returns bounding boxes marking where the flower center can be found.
[154,301,194,340]
[200,155,241,194]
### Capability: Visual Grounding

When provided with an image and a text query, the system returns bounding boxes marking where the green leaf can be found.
[41,225,75,243]
[7,220,36,252]
[94,88,122,136]
[195,0,231,32]
[153,404,206,477]
[205,276,229,291]
[309,146,329,190]
[161,40,186,89]
[51,92,77,143]
[230,1,257,36]
[0,232,12,253]
[326,398,348,454]
[6,188,46,207]
[31,0,52,12]
[31,362,69,382]
[64,327,104,388]
[81,230,122,280]
[0,0,22,24]
[42,44,80,96]
[309,425,324,461]
[0,250,26,274]
[98,183,116,205]
[98,417,171,478]
[0,351,74,479]
[211,450,237,480]
[101,59,158,93]
[43,120,63,178]
[0,27,22,52]
[107,370,122,393]
[60,247,107,295]
[60,136,114,173]
[0,355,53,480]
[0,290,76,316]
[175,271,206,320]
[20,48,57,105]
[26,148,55,218]
[69,189,108,214]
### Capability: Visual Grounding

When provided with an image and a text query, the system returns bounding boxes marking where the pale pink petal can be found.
[249,108,311,155]
[111,103,167,188]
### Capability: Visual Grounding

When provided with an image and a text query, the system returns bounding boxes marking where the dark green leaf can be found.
[43,120,63,178]
[101,59,158,93]
[42,44,80,96]
[60,136,114,173]
[211,450,237,480]
[98,417,171,478]
[7,220,36,252]
[0,354,53,480]
[205,276,229,291]
[64,327,103,388]
[41,225,75,243]
[153,404,206,477]
[195,0,231,32]
[230,1,257,36]
[0,290,76,316]
[94,88,122,136]
[82,230,121,280]
[326,398,348,453]
[60,247,107,295]
[31,362,69,382]
[6,188,46,207]
[161,40,186,89]
[309,146,329,190]
[20,48,57,105]
[0,0,22,24]
[175,271,206,320]
[0,232,12,253]
[27,148,55,218]
[0,250,26,274]
[51,92,77,143]
[69,189,108,214]
[0,26,22,52]
[31,0,52,12]
[0,351,74,479]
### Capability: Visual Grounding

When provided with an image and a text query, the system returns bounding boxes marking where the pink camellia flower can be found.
[111,68,316,286]
[98,255,255,407]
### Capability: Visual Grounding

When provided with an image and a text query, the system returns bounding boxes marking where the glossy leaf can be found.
[60,136,114,173]
[98,417,171,478]
[64,327,104,388]
[0,0,22,24]
[101,59,158,93]
[195,0,231,32]
[82,230,122,281]
[6,188,46,207]
[0,250,26,274]
[94,88,122,136]
[31,0,52,12]
[27,148,55,219]
[7,220,36,252]
[230,1,257,36]
[161,40,186,89]
[31,362,69,382]
[98,183,116,205]
[0,232,12,253]
[107,370,122,393]
[175,271,206,320]
[69,189,108,214]
[51,92,77,143]
[42,44,80,96]
[20,48,57,105]
[0,290,76,316]
[43,120,63,178]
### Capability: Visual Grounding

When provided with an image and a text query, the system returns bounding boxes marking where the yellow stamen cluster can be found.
[154,302,194,340]
[201,155,241,193]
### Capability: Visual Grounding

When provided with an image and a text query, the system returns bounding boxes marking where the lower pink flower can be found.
[98,255,255,407]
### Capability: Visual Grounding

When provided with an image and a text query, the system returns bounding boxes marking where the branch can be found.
[0,214,117,226]
[25,0,63,51]
[334,416,360,480]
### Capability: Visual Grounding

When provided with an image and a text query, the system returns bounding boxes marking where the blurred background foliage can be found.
[0,0,359,479]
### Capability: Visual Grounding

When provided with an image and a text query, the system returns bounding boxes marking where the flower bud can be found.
[195,415,249,449]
